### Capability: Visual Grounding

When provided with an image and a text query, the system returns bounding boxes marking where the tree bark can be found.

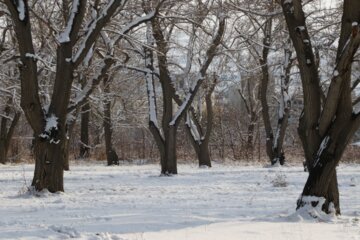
[258,15,291,165]
[145,6,224,174]
[0,104,21,164]
[162,125,177,174]
[245,112,257,159]
[103,77,119,166]
[258,13,274,165]
[79,102,90,158]
[198,142,211,167]
[5,0,127,192]
[32,131,67,192]
[183,78,215,168]
[281,0,360,214]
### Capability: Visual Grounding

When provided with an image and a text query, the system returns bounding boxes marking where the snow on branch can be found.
[319,24,360,136]
[313,136,330,168]
[67,58,115,113]
[226,2,282,17]
[170,16,225,126]
[15,0,25,21]
[25,53,55,71]
[83,44,94,67]
[111,11,156,50]
[144,22,160,129]
[170,76,203,126]
[72,0,127,66]
[57,0,80,43]
[185,114,201,142]
[39,114,60,144]
[146,67,159,129]
[114,63,159,77]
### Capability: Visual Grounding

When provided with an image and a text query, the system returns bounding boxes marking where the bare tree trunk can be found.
[162,125,177,174]
[5,0,127,192]
[186,113,212,167]
[238,72,261,161]
[32,125,68,192]
[183,76,216,168]
[258,11,292,166]
[245,112,257,159]
[79,102,90,158]
[281,0,360,214]
[0,108,10,164]
[144,5,225,174]
[0,103,21,164]
[103,77,119,166]
[297,152,341,214]
[198,142,211,167]
[0,140,6,164]
[272,45,293,165]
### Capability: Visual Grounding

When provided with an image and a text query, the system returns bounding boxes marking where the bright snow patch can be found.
[0,163,359,239]
[297,26,305,31]
[16,0,26,21]
[57,0,80,43]
[44,114,58,132]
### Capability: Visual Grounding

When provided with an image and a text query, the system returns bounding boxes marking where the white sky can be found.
[320,0,340,8]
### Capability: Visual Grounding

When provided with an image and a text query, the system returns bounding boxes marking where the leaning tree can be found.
[281,0,360,214]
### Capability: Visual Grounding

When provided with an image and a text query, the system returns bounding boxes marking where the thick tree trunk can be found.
[0,140,7,164]
[6,0,126,193]
[0,108,9,164]
[79,102,90,158]
[297,152,341,214]
[281,0,360,215]
[185,113,212,168]
[297,113,360,214]
[31,134,68,192]
[162,126,177,174]
[198,142,211,167]
[104,104,119,166]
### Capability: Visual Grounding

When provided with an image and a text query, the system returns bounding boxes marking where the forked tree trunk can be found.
[144,8,225,175]
[6,0,126,192]
[281,0,360,214]
[184,77,215,168]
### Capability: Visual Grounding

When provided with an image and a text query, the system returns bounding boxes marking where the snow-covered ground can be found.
[0,162,359,240]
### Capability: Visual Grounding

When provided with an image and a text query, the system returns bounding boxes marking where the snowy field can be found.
[0,162,359,240]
